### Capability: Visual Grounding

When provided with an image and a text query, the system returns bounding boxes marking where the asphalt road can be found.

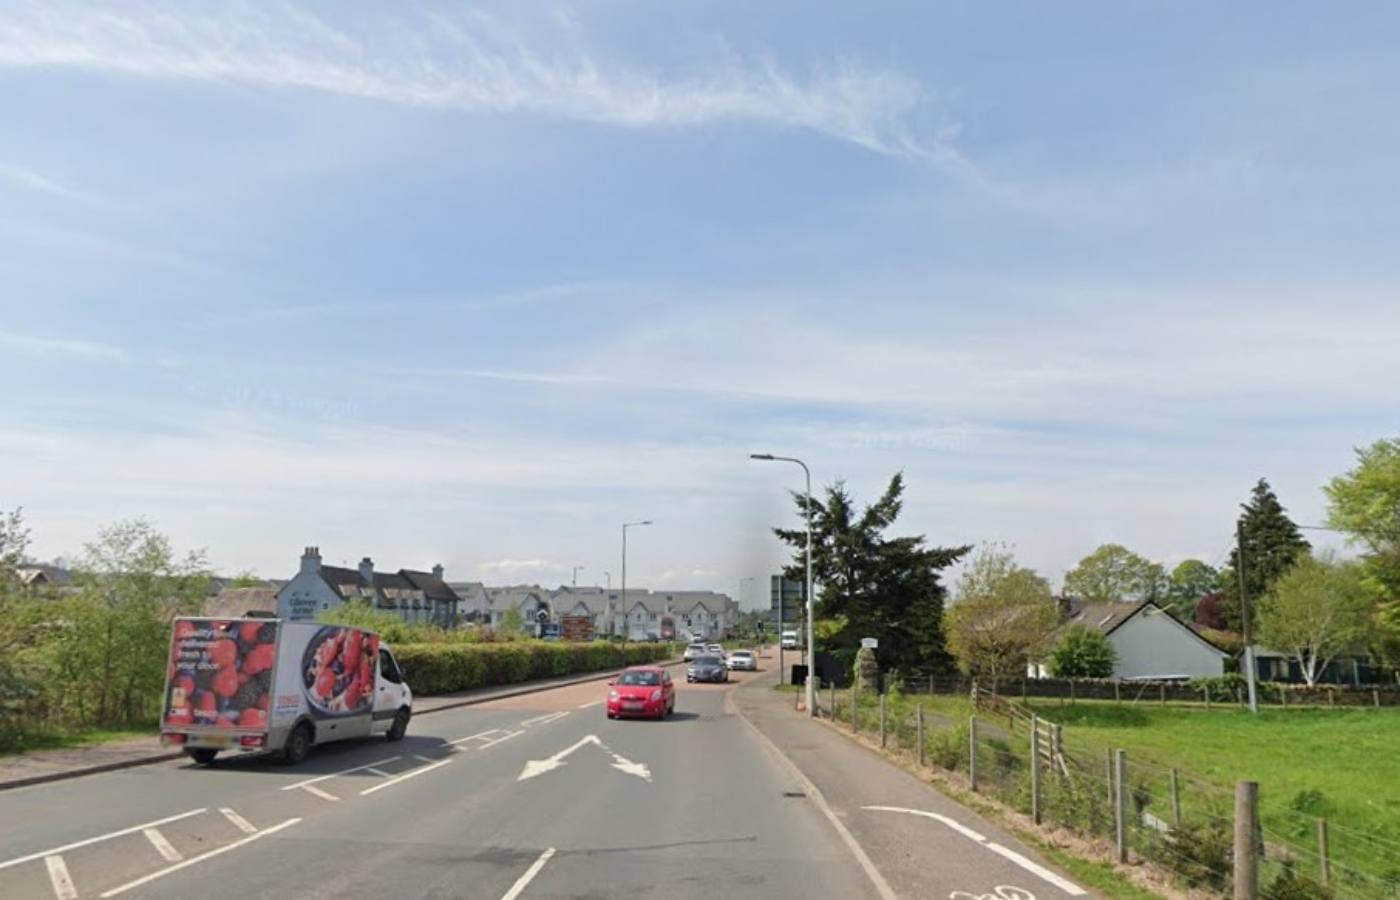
[0,662,877,900]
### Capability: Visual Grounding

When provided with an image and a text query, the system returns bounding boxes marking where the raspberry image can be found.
[238,708,266,728]
[213,667,239,699]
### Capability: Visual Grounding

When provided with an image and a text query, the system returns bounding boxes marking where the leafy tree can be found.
[0,506,30,578]
[498,604,526,640]
[946,545,1058,688]
[1222,478,1310,632]
[1257,555,1371,687]
[1062,544,1167,603]
[229,570,264,588]
[1047,624,1117,678]
[772,473,969,675]
[1166,559,1220,619]
[1325,437,1400,666]
[1193,591,1230,630]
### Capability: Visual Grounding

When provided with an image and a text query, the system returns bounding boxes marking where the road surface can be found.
[0,657,1089,899]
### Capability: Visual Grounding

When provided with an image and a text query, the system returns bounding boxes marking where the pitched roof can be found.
[205,587,277,619]
[1059,598,1230,655]
[401,570,462,604]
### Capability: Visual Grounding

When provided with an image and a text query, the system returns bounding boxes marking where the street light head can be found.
[641,520,653,526]
[749,453,775,460]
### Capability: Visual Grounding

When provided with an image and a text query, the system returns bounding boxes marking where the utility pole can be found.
[620,521,652,640]
[1238,521,1259,714]
[571,565,585,590]
[750,453,816,717]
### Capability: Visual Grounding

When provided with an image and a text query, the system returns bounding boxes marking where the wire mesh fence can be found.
[814,683,1398,899]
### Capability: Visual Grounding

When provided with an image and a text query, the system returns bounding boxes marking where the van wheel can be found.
[386,708,410,742]
[187,748,219,765]
[281,723,312,765]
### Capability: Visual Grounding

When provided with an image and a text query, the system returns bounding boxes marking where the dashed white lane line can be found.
[300,784,339,802]
[219,807,258,835]
[577,700,602,709]
[520,711,570,727]
[478,729,525,749]
[450,728,503,746]
[45,855,78,900]
[0,808,207,872]
[142,827,183,862]
[499,847,556,900]
[280,756,402,791]
[861,806,1086,896]
[98,818,301,898]
[360,756,454,796]
[365,767,392,777]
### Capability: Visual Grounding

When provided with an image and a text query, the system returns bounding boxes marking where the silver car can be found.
[682,643,707,662]
[726,649,756,671]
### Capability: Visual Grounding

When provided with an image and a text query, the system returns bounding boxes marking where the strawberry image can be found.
[239,708,267,728]
[317,637,337,668]
[215,715,237,728]
[314,667,336,700]
[196,691,218,713]
[174,621,197,642]
[166,707,193,726]
[173,674,195,699]
[242,642,276,676]
[257,692,269,711]
[209,638,238,669]
[344,636,361,672]
[213,667,239,699]
[240,622,262,644]
[343,677,363,710]
[359,659,371,686]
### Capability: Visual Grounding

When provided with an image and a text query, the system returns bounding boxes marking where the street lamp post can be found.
[571,565,586,590]
[750,453,816,718]
[738,576,756,641]
[620,521,653,639]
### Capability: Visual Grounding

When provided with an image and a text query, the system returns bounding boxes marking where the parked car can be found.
[606,666,675,719]
[687,655,728,683]
[726,649,757,671]
[683,642,708,661]
[706,643,724,655]
[780,630,798,650]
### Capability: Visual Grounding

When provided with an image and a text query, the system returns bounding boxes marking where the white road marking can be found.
[142,828,183,862]
[730,697,898,900]
[219,807,258,835]
[517,734,650,782]
[280,755,402,791]
[449,728,503,745]
[365,767,392,777]
[0,808,207,872]
[478,729,525,749]
[577,700,602,709]
[861,806,1085,896]
[500,847,556,900]
[359,756,454,796]
[45,855,77,900]
[98,818,301,898]
[300,784,339,802]
[520,711,569,727]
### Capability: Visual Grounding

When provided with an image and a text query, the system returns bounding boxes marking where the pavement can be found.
[0,650,1092,899]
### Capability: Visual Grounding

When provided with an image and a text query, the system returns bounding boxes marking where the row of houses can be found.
[463,584,739,640]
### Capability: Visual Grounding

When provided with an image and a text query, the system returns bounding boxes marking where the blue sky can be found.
[3,2,1398,606]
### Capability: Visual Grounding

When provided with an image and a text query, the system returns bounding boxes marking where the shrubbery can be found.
[393,641,675,695]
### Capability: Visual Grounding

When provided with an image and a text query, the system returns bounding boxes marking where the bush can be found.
[1265,865,1332,900]
[1189,673,1250,703]
[1048,624,1117,678]
[1146,819,1232,890]
[927,724,969,771]
[393,641,674,695]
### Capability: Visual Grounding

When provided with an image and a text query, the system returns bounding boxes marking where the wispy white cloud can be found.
[400,367,617,387]
[0,2,961,165]
[0,329,126,361]
[477,558,560,574]
[0,163,80,199]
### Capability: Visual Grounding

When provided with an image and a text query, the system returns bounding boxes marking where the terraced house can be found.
[275,546,462,627]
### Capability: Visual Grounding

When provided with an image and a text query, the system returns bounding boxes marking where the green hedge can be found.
[393,641,676,695]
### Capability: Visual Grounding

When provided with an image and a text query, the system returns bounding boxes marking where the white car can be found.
[683,642,708,662]
[780,630,798,650]
[726,649,757,671]
[706,643,724,656]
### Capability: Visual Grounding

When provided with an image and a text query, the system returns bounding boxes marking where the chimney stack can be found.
[432,563,444,581]
[359,556,374,585]
[300,546,321,575]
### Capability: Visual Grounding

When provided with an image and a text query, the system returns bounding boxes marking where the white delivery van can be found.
[160,616,413,765]
[780,630,799,650]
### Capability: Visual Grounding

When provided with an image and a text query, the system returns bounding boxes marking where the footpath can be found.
[0,662,676,791]
[731,670,1094,900]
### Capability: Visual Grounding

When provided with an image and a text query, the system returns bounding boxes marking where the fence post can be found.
[968,715,977,790]
[1170,769,1182,827]
[1374,688,1381,709]
[1022,678,1028,701]
[1160,682,1167,706]
[1069,678,1075,704]
[879,693,887,748]
[852,685,859,733]
[913,704,923,766]
[1115,749,1128,863]
[1234,781,1259,899]
[1030,715,1042,825]
[1106,747,1115,811]
[1317,817,1330,888]
[1328,689,1335,708]
[929,673,935,694]
[1114,681,1121,703]
[1205,683,1211,709]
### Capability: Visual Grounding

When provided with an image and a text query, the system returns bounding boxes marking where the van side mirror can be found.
[607,680,616,686]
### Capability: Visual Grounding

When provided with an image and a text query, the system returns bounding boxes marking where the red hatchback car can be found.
[606,666,675,719]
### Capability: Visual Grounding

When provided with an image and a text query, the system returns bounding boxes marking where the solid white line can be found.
[280,756,403,790]
[577,700,602,709]
[729,698,898,900]
[861,806,1086,896]
[478,729,525,749]
[45,855,77,900]
[98,819,300,898]
[500,848,556,900]
[0,808,207,872]
[219,807,257,835]
[142,828,183,862]
[520,711,569,727]
[300,784,339,802]
[449,729,503,745]
[984,842,1087,896]
[359,756,454,796]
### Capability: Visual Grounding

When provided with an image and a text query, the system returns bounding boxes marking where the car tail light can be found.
[239,734,265,748]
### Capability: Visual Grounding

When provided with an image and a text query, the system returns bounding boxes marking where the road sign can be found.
[861,637,878,650]
[559,615,594,642]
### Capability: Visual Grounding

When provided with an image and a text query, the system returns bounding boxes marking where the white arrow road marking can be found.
[500,847,556,900]
[862,807,1085,896]
[99,819,301,898]
[45,855,77,900]
[517,734,651,782]
[142,827,183,862]
[219,808,258,835]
